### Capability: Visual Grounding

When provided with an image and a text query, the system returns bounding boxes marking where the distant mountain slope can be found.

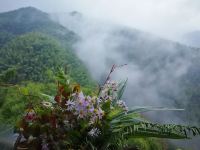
[0,7,77,45]
[0,7,94,87]
[0,32,67,82]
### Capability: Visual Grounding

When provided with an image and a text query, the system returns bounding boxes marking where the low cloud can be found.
[55,13,199,148]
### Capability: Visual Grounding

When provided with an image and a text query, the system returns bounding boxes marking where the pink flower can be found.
[24,109,36,122]
[78,110,86,118]
[89,107,94,113]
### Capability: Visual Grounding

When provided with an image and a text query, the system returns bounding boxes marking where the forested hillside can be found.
[0,7,76,44]
[0,7,94,86]
[0,7,95,125]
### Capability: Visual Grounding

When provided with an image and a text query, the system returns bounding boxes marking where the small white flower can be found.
[88,128,101,137]
[67,79,70,84]
[27,135,36,143]
[71,93,76,96]
[42,101,52,108]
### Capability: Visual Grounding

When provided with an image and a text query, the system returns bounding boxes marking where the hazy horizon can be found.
[1,0,200,40]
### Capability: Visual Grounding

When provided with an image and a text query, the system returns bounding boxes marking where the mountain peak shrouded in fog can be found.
[0,7,77,43]
[0,6,48,21]
[11,6,44,13]
[0,6,49,32]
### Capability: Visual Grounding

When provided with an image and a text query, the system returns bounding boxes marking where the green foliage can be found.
[0,32,64,82]
[109,107,200,139]
[0,82,56,124]
[0,7,95,88]
[0,32,95,87]
[0,31,15,47]
[125,138,163,150]
[117,79,128,100]
[0,67,18,83]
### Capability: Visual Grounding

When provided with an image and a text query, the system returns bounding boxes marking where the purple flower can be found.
[42,143,49,150]
[89,107,94,113]
[66,100,75,111]
[78,92,85,100]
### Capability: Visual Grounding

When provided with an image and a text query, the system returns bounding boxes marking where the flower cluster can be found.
[14,67,200,149]
[14,69,129,150]
[66,92,104,124]
[99,80,118,101]
[117,100,128,112]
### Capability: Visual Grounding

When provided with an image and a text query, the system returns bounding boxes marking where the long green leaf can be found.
[112,122,200,140]
[112,106,184,120]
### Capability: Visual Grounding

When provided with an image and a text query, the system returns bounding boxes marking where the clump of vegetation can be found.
[0,32,95,87]
[13,66,200,150]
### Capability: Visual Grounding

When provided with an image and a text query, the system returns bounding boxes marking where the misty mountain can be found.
[53,13,200,149]
[0,7,77,46]
[54,12,200,149]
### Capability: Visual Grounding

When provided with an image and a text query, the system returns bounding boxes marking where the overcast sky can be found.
[1,0,200,39]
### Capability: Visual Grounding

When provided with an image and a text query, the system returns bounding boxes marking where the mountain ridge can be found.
[0,6,94,87]
[0,6,78,45]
